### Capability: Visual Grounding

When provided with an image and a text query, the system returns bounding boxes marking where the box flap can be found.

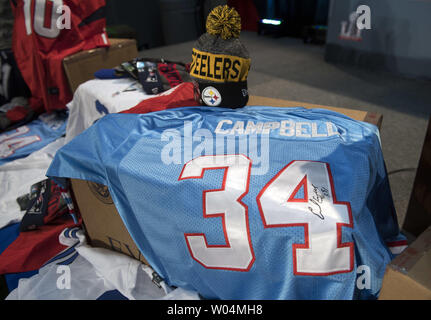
[63,38,138,93]
[379,226,431,299]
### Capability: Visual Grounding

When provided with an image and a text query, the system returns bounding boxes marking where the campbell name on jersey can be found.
[214,118,340,137]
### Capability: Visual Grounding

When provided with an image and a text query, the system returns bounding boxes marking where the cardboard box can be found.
[70,179,149,265]
[379,226,431,300]
[63,38,138,93]
[247,96,382,129]
[70,97,383,264]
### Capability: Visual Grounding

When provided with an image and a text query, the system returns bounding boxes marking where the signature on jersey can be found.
[307,184,329,220]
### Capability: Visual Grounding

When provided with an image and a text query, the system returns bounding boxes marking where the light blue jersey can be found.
[47,106,406,300]
[0,111,67,165]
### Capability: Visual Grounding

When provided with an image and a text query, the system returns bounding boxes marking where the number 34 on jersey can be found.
[178,155,354,276]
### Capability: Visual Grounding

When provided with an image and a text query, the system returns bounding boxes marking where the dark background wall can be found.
[104,0,331,49]
[106,0,165,49]
[105,0,228,49]
[325,0,431,79]
[105,0,430,80]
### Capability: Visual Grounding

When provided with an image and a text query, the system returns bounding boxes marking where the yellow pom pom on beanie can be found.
[206,5,242,40]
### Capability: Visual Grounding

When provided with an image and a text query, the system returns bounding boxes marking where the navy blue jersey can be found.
[0,112,67,165]
[47,106,406,300]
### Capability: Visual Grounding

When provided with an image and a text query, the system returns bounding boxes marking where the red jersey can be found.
[11,0,110,112]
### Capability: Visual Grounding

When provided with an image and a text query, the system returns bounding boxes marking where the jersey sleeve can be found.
[366,138,408,256]
[121,82,199,114]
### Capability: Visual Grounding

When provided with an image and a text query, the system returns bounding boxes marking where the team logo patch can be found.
[87,181,113,205]
[202,87,222,106]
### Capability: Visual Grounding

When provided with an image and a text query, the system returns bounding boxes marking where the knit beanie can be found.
[190,5,251,109]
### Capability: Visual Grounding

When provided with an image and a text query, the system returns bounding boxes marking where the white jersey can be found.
[65,78,150,143]
[6,227,200,300]
[0,137,65,229]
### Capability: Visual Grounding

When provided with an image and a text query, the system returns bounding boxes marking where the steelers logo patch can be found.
[201,87,222,106]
